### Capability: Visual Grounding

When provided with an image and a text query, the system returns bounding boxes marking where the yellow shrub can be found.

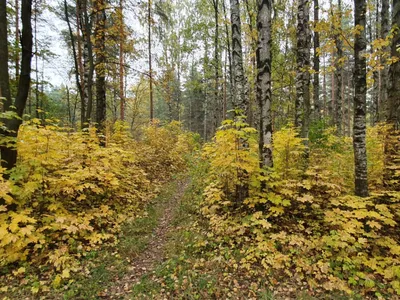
[0,119,196,286]
[273,125,306,180]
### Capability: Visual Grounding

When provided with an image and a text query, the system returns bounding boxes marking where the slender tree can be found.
[119,0,125,121]
[256,0,273,168]
[313,0,320,119]
[380,0,390,121]
[94,0,106,132]
[148,0,154,121]
[353,0,368,197]
[212,0,220,131]
[230,0,248,203]
[295,0,311,140]
[334,0,343,135]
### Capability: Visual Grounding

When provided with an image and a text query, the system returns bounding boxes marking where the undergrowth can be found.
[0,119,198,297]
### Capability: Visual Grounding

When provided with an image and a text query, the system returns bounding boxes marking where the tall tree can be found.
[64,0,84,112]
[148,0,154,121]
[256,0,273,168]
[295,0,311,140]
[1,0,33,170]
[119,0,125,121]
[334,0,343,135]
[353,0,368,197]
[94,0,106,131]
[212,0,220,131]
[380,0,390,121]
[78,0,94,126]
[313,0,320,119]
[388,0,400,130]
[230,0,248,203]
[0,0,12,109]
[230,0,247,116]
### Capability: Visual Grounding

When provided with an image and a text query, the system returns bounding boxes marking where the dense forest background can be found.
[1,0,400,298]
[1,0,398,138]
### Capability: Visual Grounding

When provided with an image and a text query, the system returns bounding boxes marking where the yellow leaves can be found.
[52,275,62,288]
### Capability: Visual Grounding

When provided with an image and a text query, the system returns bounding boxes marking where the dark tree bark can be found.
[388,0,400,130]
[148,0,154,121]
[384,0,400,190]
[222,0,233,112]
[245,0,258,129]
[77,0,94,126]
[334,0,343,135]
[313,0,320,120]
[380,0,390,121]
[1,0,33,170]
[212,0,220,131]
[94,0,106,135]
[353,0,369,197]
[295,0,311,140]
[119,0,125,121]
[64,0,84,108]
[0,0,12,109]
[15,0,20,81]
[256,0,273,169]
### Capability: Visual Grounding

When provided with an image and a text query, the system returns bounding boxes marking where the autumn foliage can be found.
[199,119,400,298]
[0,120,197,292]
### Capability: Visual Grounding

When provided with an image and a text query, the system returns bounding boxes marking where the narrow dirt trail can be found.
[105,178,189,299]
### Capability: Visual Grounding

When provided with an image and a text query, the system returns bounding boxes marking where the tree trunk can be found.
[230,0,247,116]
[0,0,12,109]
[148,0,154,121]
[64,0,84,114]
[313,0,320,120]
[222,0,233,111]
[230,0,248,204]
[94,0,106,135]
[380,0,390,122]
[388,0,400,130]
[1,0,33,170]
[295,0,311,140]
[353,0,369,197]
[334,0,343,135]
[213,0,220,131]
[256,0,273,169]
[78,0,94,126]
[119,0,125,121]
[15,0,20,81]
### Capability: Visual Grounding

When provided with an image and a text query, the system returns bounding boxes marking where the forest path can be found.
[105,177,190,299]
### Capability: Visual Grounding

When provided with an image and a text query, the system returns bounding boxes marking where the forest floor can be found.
[55,174,277,299]
[104,176,190,299]
[1,173,355,300]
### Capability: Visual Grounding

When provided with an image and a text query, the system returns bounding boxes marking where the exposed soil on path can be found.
[104,178,189,299]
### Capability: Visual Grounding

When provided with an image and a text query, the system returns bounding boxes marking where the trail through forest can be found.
[105,177,190,299]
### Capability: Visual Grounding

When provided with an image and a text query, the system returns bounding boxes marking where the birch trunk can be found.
[256,0,273,168]
[295,0,311,140]
[230,0,247,116]
[353,0,369,197]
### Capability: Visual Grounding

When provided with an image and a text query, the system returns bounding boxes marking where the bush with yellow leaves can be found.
[199,120,400,298]
[0,119,197,291]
